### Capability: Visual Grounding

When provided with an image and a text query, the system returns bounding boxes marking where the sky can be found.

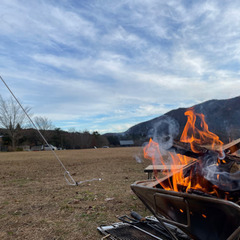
[0,0,240,134]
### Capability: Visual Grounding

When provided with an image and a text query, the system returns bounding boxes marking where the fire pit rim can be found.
[131,179,240,206]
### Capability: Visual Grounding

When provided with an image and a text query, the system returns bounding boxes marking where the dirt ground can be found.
[0,147,152,239]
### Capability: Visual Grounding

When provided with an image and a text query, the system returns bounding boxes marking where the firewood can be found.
[230,162,240,174]
[172,140,240,163]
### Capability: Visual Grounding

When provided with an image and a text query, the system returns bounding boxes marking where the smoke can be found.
[202,153,240,191]
[146,116,180,164]
[134,154,143,163]
[148,116,179,148]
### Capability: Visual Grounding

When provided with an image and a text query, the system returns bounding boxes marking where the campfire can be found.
[143,108,240,201]
[98,108,239,240]
[131,108,240,240]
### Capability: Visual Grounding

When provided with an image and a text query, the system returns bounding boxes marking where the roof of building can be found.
[120,140,134,145]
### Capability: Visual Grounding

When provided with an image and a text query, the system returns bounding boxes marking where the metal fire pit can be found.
[131,178,240,240]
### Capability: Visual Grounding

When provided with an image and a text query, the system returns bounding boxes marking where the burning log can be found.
[169,139,240,195]
[171,139,240,164]
[216,137,240,154]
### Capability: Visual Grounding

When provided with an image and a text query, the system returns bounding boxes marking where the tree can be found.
[34,116,54,131]
[51,127,63,148]
[34,116,54,143]
[107,135,120,146]
[0,95,31,149]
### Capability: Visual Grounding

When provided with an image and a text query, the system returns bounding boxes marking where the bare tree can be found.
[0,95,31,149]
[34,116,54,143]
[34,116,54,130]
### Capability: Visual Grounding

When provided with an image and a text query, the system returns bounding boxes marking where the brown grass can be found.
[0,147,151,239]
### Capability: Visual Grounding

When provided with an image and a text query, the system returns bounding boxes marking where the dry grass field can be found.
[0,147,152,239]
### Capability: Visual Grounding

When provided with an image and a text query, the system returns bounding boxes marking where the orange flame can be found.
[143,108,224,193]
[180,108,223,153]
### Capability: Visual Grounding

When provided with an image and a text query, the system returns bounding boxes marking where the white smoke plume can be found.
[147,115,180,164]
[202,153,240,191]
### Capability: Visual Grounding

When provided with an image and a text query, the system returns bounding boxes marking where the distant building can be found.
[22,145,30,151]
[31,145,42,151]
[120,140,134,147]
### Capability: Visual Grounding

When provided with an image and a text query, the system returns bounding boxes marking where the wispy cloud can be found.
[0,0,240,133]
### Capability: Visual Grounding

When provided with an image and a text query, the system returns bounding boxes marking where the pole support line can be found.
[0,75,77,186]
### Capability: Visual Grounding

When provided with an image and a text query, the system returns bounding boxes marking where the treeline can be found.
[0,95,140,151]
[0,128,109,151]
[0,95,112,151]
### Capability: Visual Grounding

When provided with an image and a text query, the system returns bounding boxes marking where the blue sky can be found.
[0,0,240,133]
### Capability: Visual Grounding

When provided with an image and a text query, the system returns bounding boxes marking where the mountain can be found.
[122,96,240,144]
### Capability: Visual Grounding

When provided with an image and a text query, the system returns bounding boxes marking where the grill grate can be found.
[98,214,192,240]
[98,221,190,240]
[106,224,164,240]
